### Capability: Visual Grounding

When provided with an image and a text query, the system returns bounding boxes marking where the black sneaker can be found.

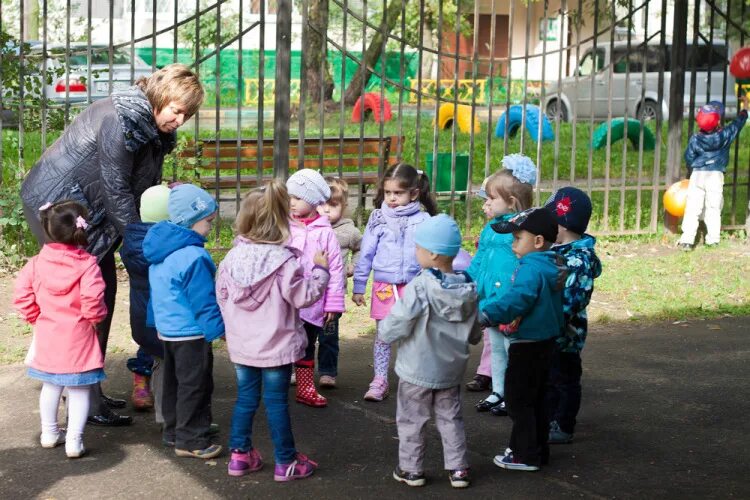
[475,393,504,412]
[490,400,508,416]
[449,469,470,488]
[678,242,694,251]
[393,467,426,487]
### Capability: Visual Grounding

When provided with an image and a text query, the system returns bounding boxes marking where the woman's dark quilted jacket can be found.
[21,86,176,259]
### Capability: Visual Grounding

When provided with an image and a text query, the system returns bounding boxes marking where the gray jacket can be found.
[20,86,176,259]
[331,218,362,273]
[379,269,481,389]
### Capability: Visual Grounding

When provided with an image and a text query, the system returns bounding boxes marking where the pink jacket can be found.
[287,215,346,326]
[13,243,107,374]
[216,237,330,367]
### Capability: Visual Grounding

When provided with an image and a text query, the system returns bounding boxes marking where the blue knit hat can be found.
[414,214,462,257]
[544,186,592,235]
[168,184,218,228]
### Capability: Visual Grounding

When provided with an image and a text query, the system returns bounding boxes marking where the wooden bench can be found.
[178,136,404,204]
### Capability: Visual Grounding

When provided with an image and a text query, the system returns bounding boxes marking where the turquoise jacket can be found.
[478,251,566,343]
[466,214,518,301]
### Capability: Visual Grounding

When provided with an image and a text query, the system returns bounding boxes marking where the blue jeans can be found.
[303,320,340,376]
[126,348,154,376]
[229,364,296,463]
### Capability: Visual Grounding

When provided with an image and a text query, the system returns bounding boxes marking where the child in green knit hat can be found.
[120,184,171,413]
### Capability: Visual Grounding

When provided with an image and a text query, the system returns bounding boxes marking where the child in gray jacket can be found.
[379,214,482,489]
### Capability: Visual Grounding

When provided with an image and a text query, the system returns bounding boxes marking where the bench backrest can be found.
[179,136,402,177]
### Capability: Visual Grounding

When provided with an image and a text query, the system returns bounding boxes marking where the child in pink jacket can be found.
[216,180,329,481]
[286,169,345,408]
[13,201,108,459]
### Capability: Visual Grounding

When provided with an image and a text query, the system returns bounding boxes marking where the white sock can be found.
[65,385,91,452]
[39,383,64,438]
[484,393,500,404]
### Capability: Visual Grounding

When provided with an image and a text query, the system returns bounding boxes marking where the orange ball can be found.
[663,179,690,217]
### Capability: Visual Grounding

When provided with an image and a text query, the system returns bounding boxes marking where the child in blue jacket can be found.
[679,95,748,249]
[543,187,602,444]
[478,207,566,472]
[120,184,170,412]
[144,184,225,460]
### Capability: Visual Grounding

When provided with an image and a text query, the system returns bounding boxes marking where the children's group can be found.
[14,153,606,488]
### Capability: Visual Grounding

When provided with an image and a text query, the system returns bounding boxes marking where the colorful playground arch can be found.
[436,103,480,134]
[591,118,656,151]
[351,92,393,123]
[495,104,554,142]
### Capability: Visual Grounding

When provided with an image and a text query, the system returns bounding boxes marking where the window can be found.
[612,46,665,74]
[578,49,604,76]
[687,45,727,71]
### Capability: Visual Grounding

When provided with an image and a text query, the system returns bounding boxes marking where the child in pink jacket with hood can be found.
[216,180,329,481]
[286,169,345,408]
[13,201,108,459]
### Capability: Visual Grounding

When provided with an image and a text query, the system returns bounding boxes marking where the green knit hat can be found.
[139,184,171,223]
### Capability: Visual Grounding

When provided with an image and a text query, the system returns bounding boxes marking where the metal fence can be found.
[1,0,749,240]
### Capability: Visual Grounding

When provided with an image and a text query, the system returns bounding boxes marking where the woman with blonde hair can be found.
[20,63,204,426]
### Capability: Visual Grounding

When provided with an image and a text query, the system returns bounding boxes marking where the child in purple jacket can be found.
[286,169,346,408]
[352,163,438,402]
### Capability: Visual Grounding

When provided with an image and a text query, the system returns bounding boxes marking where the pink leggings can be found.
[476,330,492,377]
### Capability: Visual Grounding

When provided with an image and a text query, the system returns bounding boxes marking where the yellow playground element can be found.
[435,103,480,134]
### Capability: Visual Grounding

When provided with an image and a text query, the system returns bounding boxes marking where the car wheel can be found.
[545,99,568,122]
[638,100,661,121]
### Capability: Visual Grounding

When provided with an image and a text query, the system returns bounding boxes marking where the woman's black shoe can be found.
[101,393,127,409]
[465,374,492,392]
[87,407,133,426]
[475,393,504,412]
[490,400,508,416]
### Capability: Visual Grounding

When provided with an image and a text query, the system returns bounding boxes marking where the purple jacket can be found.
[216,237,329,367]
[353,202,430,294]
[287,215,346,327]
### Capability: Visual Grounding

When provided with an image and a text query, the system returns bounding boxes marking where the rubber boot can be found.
[294,360,327,408]
[132,373,154,411]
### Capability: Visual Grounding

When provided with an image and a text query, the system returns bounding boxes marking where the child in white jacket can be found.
[379,214,481,489]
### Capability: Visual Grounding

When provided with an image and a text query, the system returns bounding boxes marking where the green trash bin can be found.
[424,153,469,192]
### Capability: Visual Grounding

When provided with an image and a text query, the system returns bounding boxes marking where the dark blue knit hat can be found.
[544,187,592,235]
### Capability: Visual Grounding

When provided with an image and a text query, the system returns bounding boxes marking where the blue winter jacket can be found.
[119,222,163,357]
[143,221,225,342]
[353,201,430,294]
[478,251,566,342]
[685,109,747,172]
[552,235,602,353]
[466,214,518,301]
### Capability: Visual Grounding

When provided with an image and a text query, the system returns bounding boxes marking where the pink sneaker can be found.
[274,453,318,482]
[363,376,389,402]
[228,448,263,476]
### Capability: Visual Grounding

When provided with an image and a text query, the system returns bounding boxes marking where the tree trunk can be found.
[303,0,334,104]
[342,0,403,106]
[24,0,40,41]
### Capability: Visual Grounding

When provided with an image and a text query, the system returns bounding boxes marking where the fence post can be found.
[666,0,689,185]
[273,0,293,179]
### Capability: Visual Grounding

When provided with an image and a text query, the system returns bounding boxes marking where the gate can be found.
[1,0,748,240]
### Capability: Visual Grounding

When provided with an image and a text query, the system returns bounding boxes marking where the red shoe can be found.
[295,361,327,408]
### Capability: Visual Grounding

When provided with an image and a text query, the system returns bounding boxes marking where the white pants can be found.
[40,383,91,452]
[679,170,724,245]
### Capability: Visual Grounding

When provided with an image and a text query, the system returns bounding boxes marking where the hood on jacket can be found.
[143,221,206,264]
[423,269,477,322]
[219,238,298,311]
[557,234,602,279]
[111,86,176,153]
[523,251,568,292]
[37,243,97,295]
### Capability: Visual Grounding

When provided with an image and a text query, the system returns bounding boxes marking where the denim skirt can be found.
[27,367,106,386]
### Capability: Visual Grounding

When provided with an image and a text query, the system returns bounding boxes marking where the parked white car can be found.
[29,43,153,104]
[544,40,738,122]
